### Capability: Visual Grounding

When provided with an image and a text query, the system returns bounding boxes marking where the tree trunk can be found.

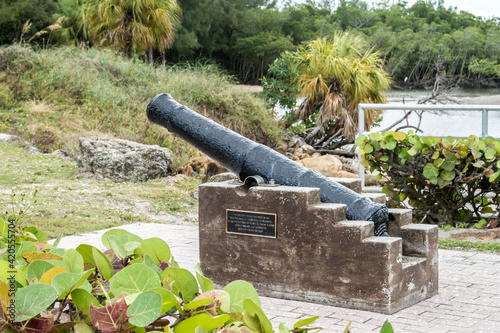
[123,9,134,58]
[148,47,153,67]
[161,49,166,67]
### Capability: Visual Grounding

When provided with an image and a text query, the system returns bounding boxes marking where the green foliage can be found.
[0,0,59,45]
[291,32,391,141]
[439,238,500,253]
[0,45,282,152]
[261,51,300,123]
[474,219,488,229]
[84,0,182,57]
[0,198,325,332]
[357,132,500,225]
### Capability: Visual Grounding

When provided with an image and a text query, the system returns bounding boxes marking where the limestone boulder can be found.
[333,170,359,178]
[297,155,343,177]
[0,133,41,154]
[77,137,173,182]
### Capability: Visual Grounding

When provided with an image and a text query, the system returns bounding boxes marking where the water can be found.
[276,89,500,138]
[374,89,500,138]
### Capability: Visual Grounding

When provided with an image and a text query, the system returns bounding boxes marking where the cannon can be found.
[147,93,389,236]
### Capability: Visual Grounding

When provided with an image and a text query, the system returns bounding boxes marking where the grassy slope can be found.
[0,45,282,165]
[0,44,284,237]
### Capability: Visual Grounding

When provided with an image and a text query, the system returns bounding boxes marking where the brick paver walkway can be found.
[54,222,500,333]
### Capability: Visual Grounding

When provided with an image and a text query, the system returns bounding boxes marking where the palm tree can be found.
[84,0,181,58]
[51,0,90,47]
[293,32,391,141]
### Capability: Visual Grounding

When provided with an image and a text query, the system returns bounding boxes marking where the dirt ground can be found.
[439,227,500,243]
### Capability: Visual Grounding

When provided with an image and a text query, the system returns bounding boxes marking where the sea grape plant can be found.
[0,191,322,333]
[356,132,500,225]
[0,225,323,332]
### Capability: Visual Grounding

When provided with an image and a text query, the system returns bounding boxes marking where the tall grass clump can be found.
[0,45,282,160]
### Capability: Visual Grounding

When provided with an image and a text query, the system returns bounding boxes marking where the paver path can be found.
[53,222,500,333]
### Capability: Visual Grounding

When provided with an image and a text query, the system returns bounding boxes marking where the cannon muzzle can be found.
[147,93,389,236]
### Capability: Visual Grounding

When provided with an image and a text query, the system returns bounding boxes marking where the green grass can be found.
[0,142,201,238]
[439,238,500,253]
[0,44,283,167]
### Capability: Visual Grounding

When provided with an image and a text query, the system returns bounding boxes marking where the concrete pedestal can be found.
[198,181,438,314]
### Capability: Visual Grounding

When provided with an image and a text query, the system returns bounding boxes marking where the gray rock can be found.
[78,137,174,182]
[50,149,73,161]
[0,133,41,154]
[301,144,316,155]
[289,135,306,148]
[208,172,238,183]
[0,133,24,142]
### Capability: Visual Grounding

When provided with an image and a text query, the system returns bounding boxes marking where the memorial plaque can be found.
[226,209,277,238]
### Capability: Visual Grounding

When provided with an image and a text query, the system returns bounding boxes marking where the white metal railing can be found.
[357,103,500,191]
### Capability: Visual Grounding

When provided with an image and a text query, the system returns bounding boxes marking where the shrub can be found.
[356,132,500,225]
[0,191,321,333]
[260,52,300,125]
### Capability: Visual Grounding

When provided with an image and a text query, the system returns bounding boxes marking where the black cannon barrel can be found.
[147,93,389,233]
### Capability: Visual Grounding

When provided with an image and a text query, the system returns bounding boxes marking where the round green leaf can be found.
[26,260,55,283]
[223,280,260,313]
[110,264,160,296]
[92,247,113,280]
[134,238,171,264]
[369,132,383,141]
[243,299,273,333]
[127,291,162,327]
[354,136,366,146]
[150,288,182,315]
[143,254,163,280]
[473,160,485,168]
[423,163,439,179]
[101,229,143,249]
[364,144,373,154]
[393,132,406,141]
[25,227,47,243]
[195,263,214,293]
[485,149,496,161]
[52,270,93,299]
[75,245,96,267]
[489,170,500,182]
[183,298,215,311]
[173,314,230,333]
[63,249,84,273]
[441,160,456,172]
[385,140,397,150]
[162,267,198,303]
[407,147,418,156]
[71,289,100,317]
[440,170,455,182]
[108,235,127,260]
[15,283,58,321]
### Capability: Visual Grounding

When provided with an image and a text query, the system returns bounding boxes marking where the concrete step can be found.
[402,255,427,269]
[329,177,361,193]
[362,192,386,204]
